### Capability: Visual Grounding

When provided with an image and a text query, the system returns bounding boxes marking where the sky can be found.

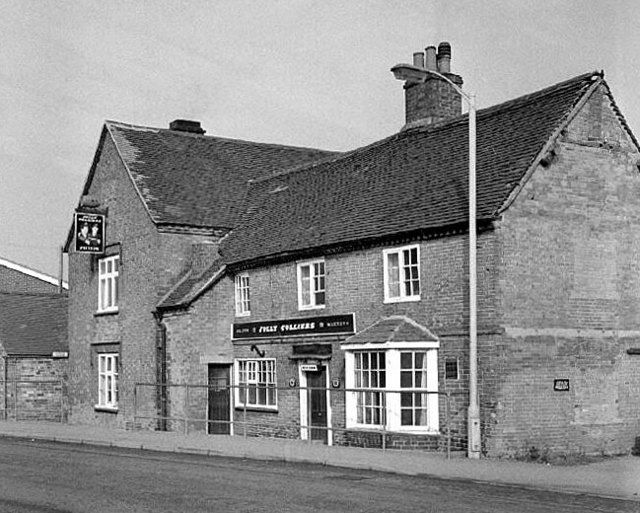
[1,0,639,279]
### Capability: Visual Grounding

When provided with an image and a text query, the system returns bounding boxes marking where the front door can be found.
[208,364,231,434]
[307,367,328,442]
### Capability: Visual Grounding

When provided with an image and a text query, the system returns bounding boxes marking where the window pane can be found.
[401,409,412,426]
[400,371,412,388]
[315,291,325,305]
[387,253,400,298]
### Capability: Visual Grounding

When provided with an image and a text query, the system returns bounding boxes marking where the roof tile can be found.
[221,72,601,265]
[0,292,68,356]
[107,122,339,229]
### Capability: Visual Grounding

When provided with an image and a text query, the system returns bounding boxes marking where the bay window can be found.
[344,344,439,433]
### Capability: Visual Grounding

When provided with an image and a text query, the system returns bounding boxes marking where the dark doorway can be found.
[307,367,328,442]
[208,364,231,434]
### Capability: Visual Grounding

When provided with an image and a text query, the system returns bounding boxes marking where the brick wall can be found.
[0,356,67,421]
[68,134,218,428]
[405,74,463,125]
[0,266,61,294]
[484,84,640,457]
[163,233,499,448]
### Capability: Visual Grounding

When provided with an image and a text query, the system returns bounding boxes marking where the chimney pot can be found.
[436,41,451,73]
[425,46,437,71]
[169,119,206,135]
[413,51,425,69]
[394,41,463,128]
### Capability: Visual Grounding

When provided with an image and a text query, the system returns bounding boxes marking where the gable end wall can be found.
[483,85,640,457]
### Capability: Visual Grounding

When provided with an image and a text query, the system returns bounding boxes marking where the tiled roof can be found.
[0,292,68,356]
[106,121,339,229]
[342,316,438,345]
[157,260,225,310]
[221,72,603,265]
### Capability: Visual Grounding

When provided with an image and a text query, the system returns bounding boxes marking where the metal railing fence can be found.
[134,382,470,458]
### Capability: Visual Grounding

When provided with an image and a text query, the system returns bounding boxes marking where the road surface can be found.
[0,438,636,512]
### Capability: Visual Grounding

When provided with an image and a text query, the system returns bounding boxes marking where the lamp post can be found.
[391,63,481,459]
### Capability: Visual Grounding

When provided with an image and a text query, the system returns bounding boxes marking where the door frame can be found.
[207,363,233,436]
[298,363,332,445]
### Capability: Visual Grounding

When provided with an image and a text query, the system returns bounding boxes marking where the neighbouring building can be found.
[0,256,66,294]
[68,42,640,458]
[0,259,68,421]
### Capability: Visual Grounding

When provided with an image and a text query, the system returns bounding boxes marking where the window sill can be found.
[346,424,439,435]
[94,405,118,413]
[234,406,278,413]
[235,311,251,318]
[383,296,421,304]
[94,309,119,317]
[298,304,326,311]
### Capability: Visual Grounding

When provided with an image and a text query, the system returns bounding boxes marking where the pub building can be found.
[68,42,640,457]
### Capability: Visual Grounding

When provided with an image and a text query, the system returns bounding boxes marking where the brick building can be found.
[68,43,640,457]
[0,256,67,294]
[63,120,336,427]
[0,258,68,421]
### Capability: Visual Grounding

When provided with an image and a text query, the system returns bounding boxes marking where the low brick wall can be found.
[0,357,68,422]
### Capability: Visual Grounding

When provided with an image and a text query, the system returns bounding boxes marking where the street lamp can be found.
[391,62,481,459]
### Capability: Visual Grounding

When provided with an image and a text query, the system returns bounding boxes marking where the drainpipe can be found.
[3,356,7,421]
[154,312,168,431]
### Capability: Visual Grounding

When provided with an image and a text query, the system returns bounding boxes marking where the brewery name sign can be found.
[232,314,355,340]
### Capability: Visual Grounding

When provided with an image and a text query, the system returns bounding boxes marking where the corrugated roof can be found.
[0,292,68,356]
[106,121,340,229]
[221,72,602,266]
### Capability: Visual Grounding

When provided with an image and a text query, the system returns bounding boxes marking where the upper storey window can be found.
[297,259,325,310]
[235,273,251,316]
[383,245,420,303]
[98,255,119,313]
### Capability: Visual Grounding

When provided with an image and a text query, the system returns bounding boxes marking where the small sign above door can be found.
[553,379,570,391]
[300,364,318,372]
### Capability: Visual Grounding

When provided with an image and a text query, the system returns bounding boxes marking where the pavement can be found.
[0,420,638,502]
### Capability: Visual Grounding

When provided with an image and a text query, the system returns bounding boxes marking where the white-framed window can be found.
[297,259,326,310]
[97,353,119,409]
[235,358,277,410]
[344,344,439,433]
[383,245,420,303]
[98,255,119,313]
[354,351,386,425]
[234,273,250,316]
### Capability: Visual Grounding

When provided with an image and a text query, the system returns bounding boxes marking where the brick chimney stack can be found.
[403,41,463,128]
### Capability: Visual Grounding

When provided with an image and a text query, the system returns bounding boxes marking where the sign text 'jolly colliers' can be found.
[232,314,355,340]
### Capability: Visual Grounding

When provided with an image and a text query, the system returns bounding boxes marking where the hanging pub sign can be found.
[74,212,105,253]
[232,313,355,340]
